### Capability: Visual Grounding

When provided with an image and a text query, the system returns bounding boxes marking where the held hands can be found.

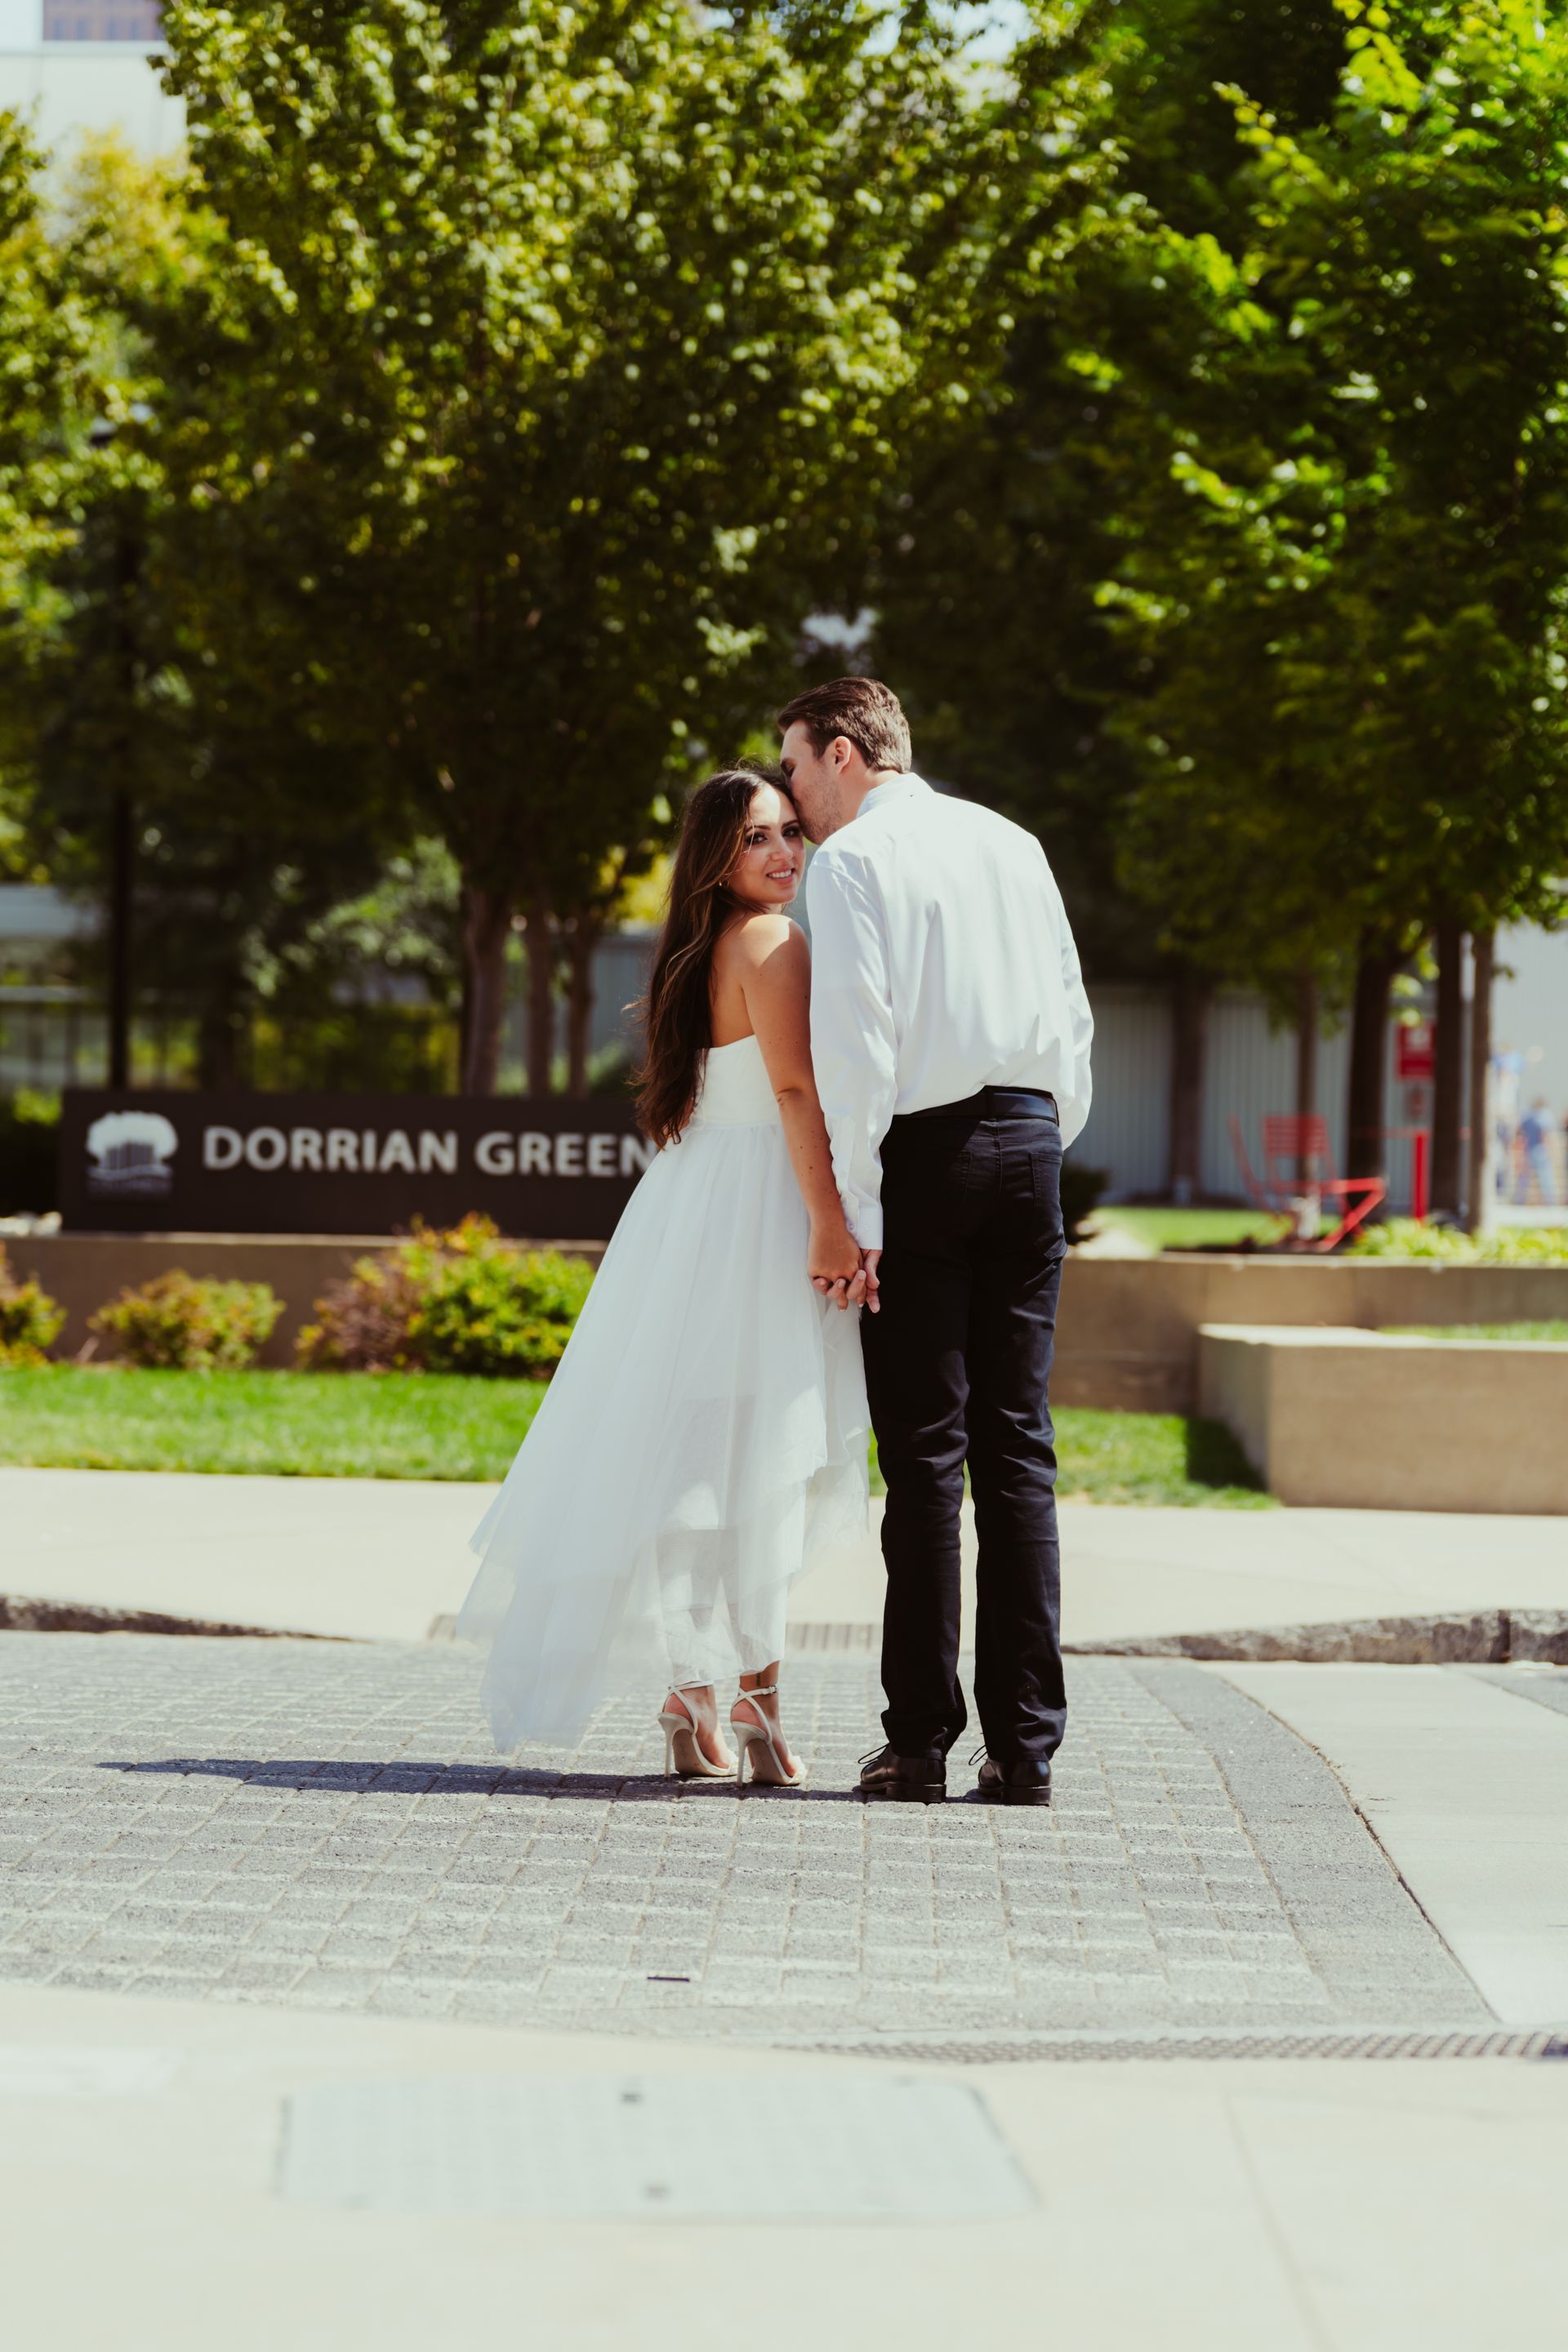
[808,1215,859,1309]
[808,1220,882,1314]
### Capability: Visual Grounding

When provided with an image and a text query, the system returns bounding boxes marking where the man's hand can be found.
[808,1216,863,1310]
[861,1248,882,1315]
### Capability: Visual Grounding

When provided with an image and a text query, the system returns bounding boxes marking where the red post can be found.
[1412,1129,1429,1223]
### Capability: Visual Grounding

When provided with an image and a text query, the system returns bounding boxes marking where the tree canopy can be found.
[154,0,995,1087]
[0,0,1562,1166]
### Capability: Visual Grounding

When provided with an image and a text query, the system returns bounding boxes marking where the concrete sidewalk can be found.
[6,1464,1568,1647]
[1219,1664,1568,2027]
[5,1976,1566,2352]
[0,1466,485,1642]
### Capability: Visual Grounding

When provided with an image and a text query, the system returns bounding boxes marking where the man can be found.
[779,677,1094,1806]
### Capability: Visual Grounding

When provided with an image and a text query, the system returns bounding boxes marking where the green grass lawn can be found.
[0,1365,1272,1507]
[1053,1407,1272,1508]
[1086,1205,1285,1253]
[1383,1321,1568,1343]
[0,1364,548,1483]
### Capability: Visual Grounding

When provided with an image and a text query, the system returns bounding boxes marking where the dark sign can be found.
[58,1089,656,1237]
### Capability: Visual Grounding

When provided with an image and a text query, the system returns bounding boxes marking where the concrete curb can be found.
[15,1592,1568,1671]
[0,1593,349,1642]
[1071,1610,1568,1666]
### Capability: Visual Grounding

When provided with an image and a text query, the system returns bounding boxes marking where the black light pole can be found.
[108,782,133,1091]
[90,415,136,1092]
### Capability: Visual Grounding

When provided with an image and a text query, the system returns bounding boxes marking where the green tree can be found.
[866,2,1355,1192]
[0,111,100,897]
[156,0,986,1091]
[919,0,1568,1208]
[1111,0,1568,1206]
[11,137,413,1089]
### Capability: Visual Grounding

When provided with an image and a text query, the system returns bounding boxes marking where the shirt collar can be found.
[859,770,928,817]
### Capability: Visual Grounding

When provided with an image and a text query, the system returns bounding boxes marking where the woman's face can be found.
[727,782,805,911]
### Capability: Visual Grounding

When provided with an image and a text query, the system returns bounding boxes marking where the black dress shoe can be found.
[975,1754,1053,1806]
[858,1744,947,1804]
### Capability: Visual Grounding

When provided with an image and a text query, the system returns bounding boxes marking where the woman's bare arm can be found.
[727,916,863,1304]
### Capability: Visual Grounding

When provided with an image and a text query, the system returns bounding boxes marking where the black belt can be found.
[898,1087,1058,1123]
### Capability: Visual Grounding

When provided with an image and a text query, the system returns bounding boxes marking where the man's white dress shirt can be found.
[805,773,1094,1252]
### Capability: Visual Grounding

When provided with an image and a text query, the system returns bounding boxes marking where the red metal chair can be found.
[1229,1115,1387,1251]
[1227,1116,1296,1241]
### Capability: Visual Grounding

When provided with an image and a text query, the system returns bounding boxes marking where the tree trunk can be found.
[564,917,598,1098]
[105,503,141,1090]
[1346,939,1396,1189]
[1294,969,1318,1183]
[460,881,512,1096]
[456,881,474,1094]
[525,892,556,1097]
[1428,914,1466,1218]
[1464,928,1494,1236]
[1166,963,1207,1205]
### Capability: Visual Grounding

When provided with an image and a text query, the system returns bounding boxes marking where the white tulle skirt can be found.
[457,1090,870,1751]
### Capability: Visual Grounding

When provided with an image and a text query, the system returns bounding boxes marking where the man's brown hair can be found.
[776,676,911,773]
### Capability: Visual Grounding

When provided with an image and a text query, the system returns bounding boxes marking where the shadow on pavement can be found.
[97,1758,865,1802]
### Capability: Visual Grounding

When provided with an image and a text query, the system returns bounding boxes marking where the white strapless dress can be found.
[457,1036,871,1749]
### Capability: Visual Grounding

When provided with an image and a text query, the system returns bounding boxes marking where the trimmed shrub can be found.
[91,1272,284,1370]
[297,1215,595,1378]
[1485,1227,1568,1263]
[1348,1218,1568,1264]
[295,1245,425,1373]
[0,1245,65,1365]
[1347,1217,1475,1262]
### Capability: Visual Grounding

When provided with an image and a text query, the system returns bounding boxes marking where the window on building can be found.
[44,2,163,37]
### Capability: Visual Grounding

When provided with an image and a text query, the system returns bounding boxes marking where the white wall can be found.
[1494,920,1568,1126]
[1072,986,1171,1198]
[0,5,42,45]
[0,47,181,151]
[1077,980,1439,1212]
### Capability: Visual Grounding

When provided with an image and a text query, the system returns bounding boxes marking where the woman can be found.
[457,768,869,1786]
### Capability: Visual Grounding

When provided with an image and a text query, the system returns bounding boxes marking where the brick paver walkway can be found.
[0,1634,1485,2043]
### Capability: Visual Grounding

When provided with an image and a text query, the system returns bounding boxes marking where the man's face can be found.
[777,722,844,842]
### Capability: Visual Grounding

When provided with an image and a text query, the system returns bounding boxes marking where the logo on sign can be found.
[86,1110,179,1198]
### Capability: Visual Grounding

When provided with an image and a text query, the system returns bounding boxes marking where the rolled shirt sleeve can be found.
[805,853,898,1252]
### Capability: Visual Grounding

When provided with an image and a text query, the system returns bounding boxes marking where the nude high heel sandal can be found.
[658,1686,735,1779]
[730,1684,808,1789]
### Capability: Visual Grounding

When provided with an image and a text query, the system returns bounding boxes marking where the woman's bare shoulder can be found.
[723,911,806,968]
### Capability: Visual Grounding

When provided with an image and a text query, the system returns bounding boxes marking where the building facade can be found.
[0,0,179,151]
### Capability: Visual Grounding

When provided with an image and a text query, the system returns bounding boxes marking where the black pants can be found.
[862,1107,1067,1766]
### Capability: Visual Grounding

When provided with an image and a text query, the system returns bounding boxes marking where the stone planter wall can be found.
[10,1232,1566,1399]
[1197,1323,1568,1513]
[1054,1254,1568,1413]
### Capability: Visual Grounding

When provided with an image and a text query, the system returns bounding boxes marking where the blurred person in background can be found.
[1517,1097,1557,1205]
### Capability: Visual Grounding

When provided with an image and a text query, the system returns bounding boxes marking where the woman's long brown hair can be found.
[635,766,790,1147]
